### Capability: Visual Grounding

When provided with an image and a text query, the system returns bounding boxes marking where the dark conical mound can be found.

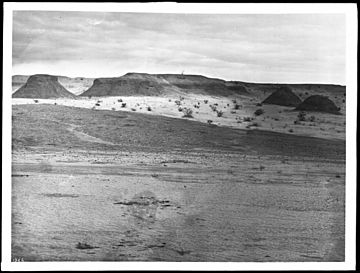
[296,95,340,114]
[262,86,302,107]
[12,74,76,99]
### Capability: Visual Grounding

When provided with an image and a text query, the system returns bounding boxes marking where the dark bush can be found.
[297,111,306,121]
[254,109,264,116]
[183,108,193,118]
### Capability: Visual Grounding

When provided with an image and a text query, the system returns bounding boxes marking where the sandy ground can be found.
[12,149,344,262]
[11,103,345,262]
[12,95,345,140]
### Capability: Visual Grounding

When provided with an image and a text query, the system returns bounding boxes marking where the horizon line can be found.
[11,72,346,87]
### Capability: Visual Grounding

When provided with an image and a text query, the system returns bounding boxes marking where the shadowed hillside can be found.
[12,75,77,99]
[80,73,250,97]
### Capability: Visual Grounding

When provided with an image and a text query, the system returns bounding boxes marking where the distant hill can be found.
[80,73,250,97]
[12,75,94,95]
[262,86,302,107]
[12,74,77,99]
[12,72,345,104]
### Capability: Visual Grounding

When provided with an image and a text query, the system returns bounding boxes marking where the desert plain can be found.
[11,73,345,261]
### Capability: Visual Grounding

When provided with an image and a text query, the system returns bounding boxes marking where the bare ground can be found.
[11,104,345,262]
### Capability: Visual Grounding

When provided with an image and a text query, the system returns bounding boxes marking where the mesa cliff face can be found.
[12,74,77,99]
[80,73,249,97]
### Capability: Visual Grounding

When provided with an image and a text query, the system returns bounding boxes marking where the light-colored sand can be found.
[12,95,345,140]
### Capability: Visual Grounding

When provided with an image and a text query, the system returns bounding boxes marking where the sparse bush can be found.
[34,99,39,103]
[112,107,116,111]
[230,110,236,114]
[216,110,224,117]
[179,96,185,101]
[118,99,123,102]
[95,103,100,106]
[210,105,217,112]
[234,104,240,110]
[131,108,136,111]
[88,96,92,99]
[207,120,213,124]
[243,117,252,122]
[256,103,263,106]
[309,115,316,122]
[175,100,181,106]
[204,100,208,104]
[121,103,126,108]
[254,109,264,116]
[294,120,301,125]
[54,102,57,105]
[342,99,345,103]
[232,99,237,104]
[178,107,183,112]
[297,111,306,121]
[182,108,193,118]
[147,106,152,111]
[288,129,294,133]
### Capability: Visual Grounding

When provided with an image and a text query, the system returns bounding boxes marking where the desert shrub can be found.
[230,110,236,114]
[175,100,181,106]
[256,103,263,106]
[237,120,242,123]
[254,109,264,116]
[112,107,115,111]
[232,99,237,104]
[297,111,307,121]
[305,92,309,95]
[179,96,184,101]
[243,117,252,122]
[216,110,224,117]
[131,108,136,111]
[121,103,126,108]
[250,122,260,127]
[178,107,183,112]
[95,103,100,106]
[97,100,102,103]
[207,120,213,124]
[54,102,57,105]
[214,103,218,106]
[309,115,316,122]
[204,100,208,104]
[288,129,294,133]
[168,99,172,102]
[210,105,217,112]
[147,106,152,111]
[118,99,123,102]
[294,120,301,125]
[234,104,240,110]
[182,108,193,118]
[34,100,39,103]
[342,99,345,103]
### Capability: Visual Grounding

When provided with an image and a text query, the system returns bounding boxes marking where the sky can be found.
[12,11,346,84]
